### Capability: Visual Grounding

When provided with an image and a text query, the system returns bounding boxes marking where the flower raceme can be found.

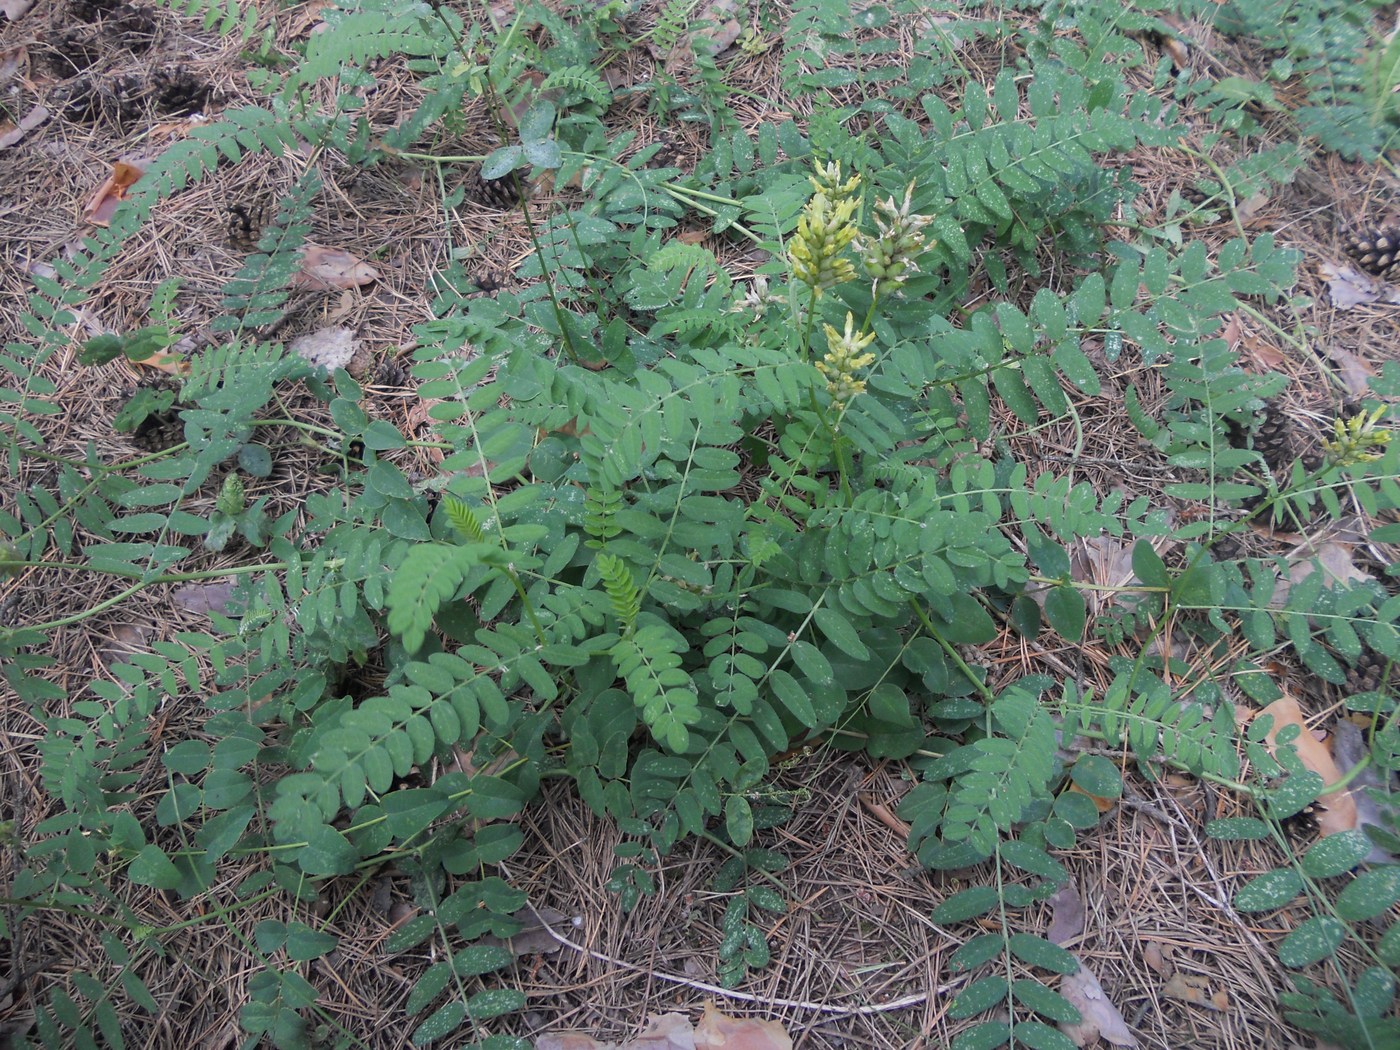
[858,182,936,297]
[789,162,862,296]
[1323,405,1393,467]
[816,312,877,407]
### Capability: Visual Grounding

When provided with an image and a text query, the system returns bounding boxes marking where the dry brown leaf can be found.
[294,246,379,290]
[1,0,35,18]
[1060,963,1139,1048]
[1270,539,1373,609]
[1332,720,1397,864]
[1237,191,1271,223]
[1162,972,1227,1011]
[1320,261,1400,309]
[1046,882,1086,946]
[1142,941,1166,975]
[171,580,238,616]
[537,1005,791,1050]
[1241,330,1287,371]
[537,1013,691,1050]
[0,103,46,150]
[857,793,911,837]
[1323,344,1377,398]
[1258,693,1356,837]
[694,1002,791,1050]
[84,158,146,227]
[130,346,188,374]
[480,905,575,956]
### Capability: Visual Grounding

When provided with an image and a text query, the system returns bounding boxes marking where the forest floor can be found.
[1,0,1398,1048]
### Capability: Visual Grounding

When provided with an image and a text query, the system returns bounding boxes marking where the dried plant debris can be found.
[1320,260,1400,309]
[1255,692,1356,838]
[289,326,362,373]
[1333,720,1399,866]
[1046,884,1139,1048]
[294,246,379,290]
[1345,222,1400,277]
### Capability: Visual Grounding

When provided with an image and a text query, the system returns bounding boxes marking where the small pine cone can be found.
[130,412,184,452]
[1210,531,1245,563]
[465,166,522,210]
[376,357,410,387]
[1347,645,1397,695]
[1344,223,1400,277]
[1252,400,1295,474]
[1181,183,1212,206]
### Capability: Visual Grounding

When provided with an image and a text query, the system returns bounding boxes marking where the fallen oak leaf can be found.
[294,245,379,290]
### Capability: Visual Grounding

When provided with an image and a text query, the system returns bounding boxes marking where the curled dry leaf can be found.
[695,1001,791,1050]
[1323,344,1377,398]
[1319,260,1400,310]
[1060,963,1139,1048]
[1142,941,1166,975]
[84,158,146,227]
[294,246,379,290]
[1270,539,1373,610]
[1257,692,1356,837]
[536,1012,691,1050]
[1240,330,1287,372]
[0,104,47,150]
[479,905,576,956]
[1,0,35,19]
[1162,972,1229,1011]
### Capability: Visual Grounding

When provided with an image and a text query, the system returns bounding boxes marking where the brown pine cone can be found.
[465,166,522,210]
[1252,399,1295,474]
[121,377,186,453]
[1347,645,1397,695]
[1345,223,1400,277]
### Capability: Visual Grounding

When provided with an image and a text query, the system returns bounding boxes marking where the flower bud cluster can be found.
[1323,405,1393,467]
[789,162,862,296]
[816,312,877,407]
[858,182,935,297]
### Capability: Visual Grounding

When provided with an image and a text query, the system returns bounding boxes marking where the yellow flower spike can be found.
[858,181,936,297]
[815,312,877,406]
[810,160,862,203]
[789,191,859,295]
[1322,405,1392,467]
